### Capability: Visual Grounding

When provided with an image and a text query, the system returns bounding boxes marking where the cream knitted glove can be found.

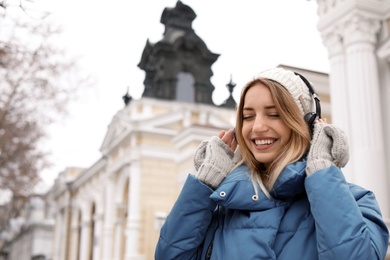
[306,124,349,176]
[193,140,208,172]
[194,136,241,189]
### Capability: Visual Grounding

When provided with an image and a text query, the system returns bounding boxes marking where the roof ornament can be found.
[220,74,237,109]
[122,86,132,106]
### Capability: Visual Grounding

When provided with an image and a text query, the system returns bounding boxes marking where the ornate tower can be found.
[138,1,220,105]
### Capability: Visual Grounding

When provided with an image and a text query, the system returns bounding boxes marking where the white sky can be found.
[33,0,330,188]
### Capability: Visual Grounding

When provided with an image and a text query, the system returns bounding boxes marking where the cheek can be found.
[241,122,251,137]
[280,125,292,141]
[241,123,253,146]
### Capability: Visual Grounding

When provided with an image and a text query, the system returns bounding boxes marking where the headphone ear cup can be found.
[304,112,317,133]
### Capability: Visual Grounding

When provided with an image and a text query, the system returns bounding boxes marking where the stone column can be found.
[343,15,389,216]
[125,160,143,260]
[322,30,353,181]
[102,176,115,260]
[69,207,80,260]
[62,200,72,260]
[92,213,104,260]
[59,210,67,260]
[113,205,125,260]
[52,208,63,260]
[78,204,92,260]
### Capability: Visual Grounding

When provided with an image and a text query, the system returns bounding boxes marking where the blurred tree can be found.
[0,0,90,227]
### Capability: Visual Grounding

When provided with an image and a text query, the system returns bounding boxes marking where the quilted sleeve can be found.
[305,165,389,259]
[155,174,217,260]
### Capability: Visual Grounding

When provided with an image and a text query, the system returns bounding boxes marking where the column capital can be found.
[342,14,380,46]
[322,31,344,57]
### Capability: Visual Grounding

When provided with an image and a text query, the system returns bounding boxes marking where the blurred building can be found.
[0,195,54,260]
[1,0,389,259]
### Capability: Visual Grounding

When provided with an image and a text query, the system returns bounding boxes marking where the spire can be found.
[122,86,132,106]
[220,75,237,109]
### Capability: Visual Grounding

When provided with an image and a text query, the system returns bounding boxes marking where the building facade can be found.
[1,0,389,259]
[0,195,54,260]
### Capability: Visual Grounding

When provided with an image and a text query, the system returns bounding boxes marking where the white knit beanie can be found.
[255,67,314,116]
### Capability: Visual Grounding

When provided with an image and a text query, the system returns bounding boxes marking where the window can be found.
[176,72,195,102]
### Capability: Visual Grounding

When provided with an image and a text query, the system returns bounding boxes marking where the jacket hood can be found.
[210,160,307,210]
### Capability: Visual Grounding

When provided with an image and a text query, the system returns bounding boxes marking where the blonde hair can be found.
[235,78,311,195]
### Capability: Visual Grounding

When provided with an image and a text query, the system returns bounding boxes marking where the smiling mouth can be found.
[254,139,275,146]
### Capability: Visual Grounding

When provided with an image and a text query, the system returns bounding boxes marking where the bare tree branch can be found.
[0,1,92,230]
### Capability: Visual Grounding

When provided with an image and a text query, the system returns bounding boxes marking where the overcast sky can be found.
[31,0,330,188]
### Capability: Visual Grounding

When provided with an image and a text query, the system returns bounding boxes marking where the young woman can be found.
[155,67,389,259]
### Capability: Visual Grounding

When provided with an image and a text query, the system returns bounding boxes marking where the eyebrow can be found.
[243,105,276,111]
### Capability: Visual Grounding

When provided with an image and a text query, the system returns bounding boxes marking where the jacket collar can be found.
[270,160,307,199]
[211,160,307,210]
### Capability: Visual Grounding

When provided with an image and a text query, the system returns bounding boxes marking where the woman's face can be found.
[241,83,292,167]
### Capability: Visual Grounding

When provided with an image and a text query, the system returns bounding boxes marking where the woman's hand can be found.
[218,129,237,152]
[193,128,242,189]
[306,118,349,176]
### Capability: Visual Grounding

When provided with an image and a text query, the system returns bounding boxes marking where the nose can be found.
[252,116,269,133]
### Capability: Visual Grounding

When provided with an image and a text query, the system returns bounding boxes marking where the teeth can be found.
[255,139,274,145]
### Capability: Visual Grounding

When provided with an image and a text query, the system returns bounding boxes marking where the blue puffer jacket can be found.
[155,161,389,259]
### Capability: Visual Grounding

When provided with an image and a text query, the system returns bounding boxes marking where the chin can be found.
[253,154,275,165]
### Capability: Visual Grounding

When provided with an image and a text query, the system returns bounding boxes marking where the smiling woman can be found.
[155,67,389,260]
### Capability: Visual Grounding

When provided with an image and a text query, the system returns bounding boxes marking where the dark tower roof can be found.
[160,1,196,32]
[138,1,220,105]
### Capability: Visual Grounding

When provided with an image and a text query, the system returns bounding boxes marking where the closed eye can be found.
[243,115,254,120]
